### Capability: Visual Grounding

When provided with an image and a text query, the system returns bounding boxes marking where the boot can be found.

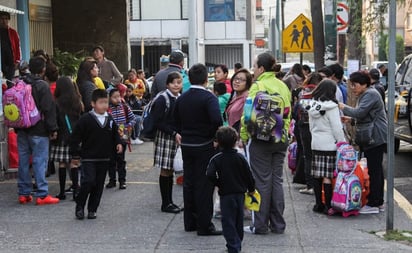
[55,167,66,200]
[71,167,79,201]
[160,176,179,213]
[312,178,324,213]
[323,183,333,214]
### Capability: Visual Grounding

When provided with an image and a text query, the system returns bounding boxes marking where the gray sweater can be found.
[342,87,387,149]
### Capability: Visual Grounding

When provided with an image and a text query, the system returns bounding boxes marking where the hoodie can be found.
[308,100,346,151]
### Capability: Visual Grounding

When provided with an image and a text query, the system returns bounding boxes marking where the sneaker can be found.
[243,226,256,234]
[299,188,314,195]
[18,195,33,204]
[36,195,60,205]
[134,138,144,145]
[378,204,385,212]
[359,205,379,214]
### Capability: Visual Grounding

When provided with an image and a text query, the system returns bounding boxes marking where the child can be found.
[152,71,182,213]
[213,82,230,126]
[70,89,123,219]
[125,84,145,145]
[206,126,255,253]
[50,76,83,200]
[308,79,346,214]
[106,88,137,189]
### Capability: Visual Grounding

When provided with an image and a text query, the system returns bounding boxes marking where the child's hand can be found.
[116,144,123,153]
[175,133,181,145]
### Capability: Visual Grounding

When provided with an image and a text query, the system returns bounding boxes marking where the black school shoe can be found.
[87,212,97,219]
[105,181,116,188]
[119,183,126,190]
[161,203,180,213]
[197,228,223,236]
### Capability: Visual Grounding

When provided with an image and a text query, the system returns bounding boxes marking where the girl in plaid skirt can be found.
[308,80,346,214]
[50,77,83,200]
[152,71,182,213]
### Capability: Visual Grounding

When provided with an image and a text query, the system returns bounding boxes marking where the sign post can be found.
[282,14,314,53]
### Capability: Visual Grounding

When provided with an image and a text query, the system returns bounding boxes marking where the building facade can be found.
[129,0,256,76]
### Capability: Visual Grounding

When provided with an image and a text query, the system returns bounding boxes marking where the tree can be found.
[386,35,405,63]
[310,0,325,70]
[379,33,388,61]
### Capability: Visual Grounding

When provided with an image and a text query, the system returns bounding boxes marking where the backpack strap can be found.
[65,114,72,134]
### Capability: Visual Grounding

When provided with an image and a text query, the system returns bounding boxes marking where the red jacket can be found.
[8,27,21,64]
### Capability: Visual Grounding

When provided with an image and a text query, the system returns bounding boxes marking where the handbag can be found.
[355,116,376,146]
[173,146,183,173]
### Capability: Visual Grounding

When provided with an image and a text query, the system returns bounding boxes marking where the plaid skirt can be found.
[153,130,178,170]
[311,150,337,178]
[50,144,71,163]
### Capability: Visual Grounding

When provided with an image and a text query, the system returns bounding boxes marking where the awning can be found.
[0,5,24,15]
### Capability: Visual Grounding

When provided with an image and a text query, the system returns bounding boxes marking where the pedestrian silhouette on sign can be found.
[290,25,300,48]
[301,21,311,49]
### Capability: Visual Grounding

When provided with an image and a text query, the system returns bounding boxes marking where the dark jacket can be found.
[174,86,223,146]
[151,64,181,98]
[78,80,96,112]
[206,148,255,196]
[152,90,178,136]
[69,112,122,161]
[51,106,81,146]
[18,75,58,136]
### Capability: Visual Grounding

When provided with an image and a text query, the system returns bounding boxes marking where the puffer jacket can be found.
[308,99,346,151]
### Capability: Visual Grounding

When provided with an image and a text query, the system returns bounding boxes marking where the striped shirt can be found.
[108,102,137,128]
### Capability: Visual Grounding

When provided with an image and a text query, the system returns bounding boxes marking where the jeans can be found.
[17,131,50,197]
[132,114,142,139]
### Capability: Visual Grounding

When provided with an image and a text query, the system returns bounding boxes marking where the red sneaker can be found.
[18,195,33,204]
[36,195,60,205]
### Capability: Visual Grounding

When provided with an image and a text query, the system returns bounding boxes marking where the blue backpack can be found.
[140,91,170,140]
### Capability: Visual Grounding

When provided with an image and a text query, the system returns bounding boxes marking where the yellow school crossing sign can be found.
[282,14,313,53]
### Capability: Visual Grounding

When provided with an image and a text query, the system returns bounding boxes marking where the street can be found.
[389,141,412,204]
[0,141,411,252]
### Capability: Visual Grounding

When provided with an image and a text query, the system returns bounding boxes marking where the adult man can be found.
[151,50,189,97]
[174,63,223,236]
[17,56,59,205]
[0,11,21,86]
[328,63,347,103]
[240,52,291,234]
[369,68,386,106]
[378,64,388,90]
[92,45,123,85]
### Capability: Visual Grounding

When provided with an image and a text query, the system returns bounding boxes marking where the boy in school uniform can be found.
[206,126,255,253]
[70,89,123,220]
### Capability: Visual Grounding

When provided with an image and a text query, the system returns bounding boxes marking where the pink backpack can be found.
[3,80,41,128]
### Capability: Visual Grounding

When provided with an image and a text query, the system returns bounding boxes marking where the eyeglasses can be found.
[233,77,247,83]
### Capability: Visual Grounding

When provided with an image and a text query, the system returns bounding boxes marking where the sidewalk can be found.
[0,141,411,252]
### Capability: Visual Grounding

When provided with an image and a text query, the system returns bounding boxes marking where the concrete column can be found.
[17,0,30,61]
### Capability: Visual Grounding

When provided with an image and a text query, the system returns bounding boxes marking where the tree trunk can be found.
[310,0,325,70]
[346,0,363,108]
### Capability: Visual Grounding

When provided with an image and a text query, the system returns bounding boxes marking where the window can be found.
[205,0,235,21]
[130,0,188,20]
[205,0,246,22]
[130,0,140,20]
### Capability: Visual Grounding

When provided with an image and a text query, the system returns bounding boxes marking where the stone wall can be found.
[51,0,130,76]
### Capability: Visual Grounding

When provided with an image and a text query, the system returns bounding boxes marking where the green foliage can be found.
[379,33,388,61]
[384,230,412,244]
[52,48,85,77]
[386,35,405,63]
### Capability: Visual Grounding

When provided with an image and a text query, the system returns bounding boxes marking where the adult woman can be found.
[214,64,232,94]
[225,68,253,132]
[51,77,83,200]
[308,79,346,214]
[339,71,387,214]
[77,60,99,112]
[283,63,305,91]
